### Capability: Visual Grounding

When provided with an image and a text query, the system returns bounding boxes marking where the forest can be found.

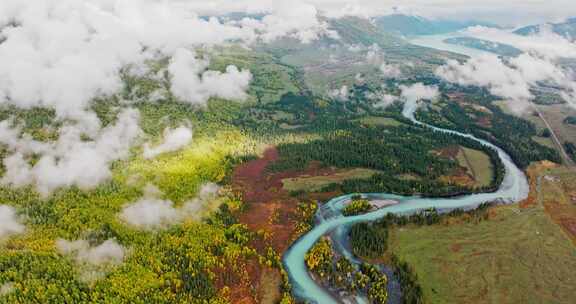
[564,142,576,162]
[304,238,389,303]
[266,102,505,197]
[0,37,565,304]
[347,203,493,303]
[415,91,560,169]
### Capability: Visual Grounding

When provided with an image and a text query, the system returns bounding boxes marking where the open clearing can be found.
[281,168,381,192]
[456,146,493,187]
[358,116,403,127]
[532,135,556,149]
[389,163,576,304]
[536,165,576,242]
[437,145,493,188]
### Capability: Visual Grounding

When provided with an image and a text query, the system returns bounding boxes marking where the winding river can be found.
[282,99,530,303]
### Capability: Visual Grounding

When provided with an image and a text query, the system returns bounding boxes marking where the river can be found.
[282,98,530,303]
[408,33,491,57]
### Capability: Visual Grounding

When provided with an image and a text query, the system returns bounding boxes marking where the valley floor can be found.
[389,162,576,304]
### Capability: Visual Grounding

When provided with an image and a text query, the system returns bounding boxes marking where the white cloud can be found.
[329,85,350,101]
[0,205,24,239]
[144,126,193,159]
[0,282,15,296]
[437,55,531,101]
[240,2,333,43]
[464,26,576,59]
[119,198,180,230]
[168,48,252,105]
[0,109,142,196]
[0,0,330,123]
[400,83,439,101]
[56,238,125,266]
[370,92,398,108]
[380,62,402,78]
[119,183,220,230]
[365,44,382,64]
[400,83,439,118]
[436,53,576,111]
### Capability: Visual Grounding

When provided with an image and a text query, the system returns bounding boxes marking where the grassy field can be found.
[358,116,403,127]
[532,136,556,149]
[536,166,576,243]
[389,193,576,303]
[281,168,381,192]
[258,269,282,304]
[456,147,493,187]
[536,104,576,147]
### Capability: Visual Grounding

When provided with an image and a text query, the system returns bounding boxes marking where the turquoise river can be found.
[282,98,530,303]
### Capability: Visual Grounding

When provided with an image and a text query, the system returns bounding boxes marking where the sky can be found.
[181,0,576,26]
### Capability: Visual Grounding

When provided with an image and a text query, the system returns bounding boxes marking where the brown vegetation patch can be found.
[213,257,263,304]
[450,243,462,253]
[559,218,576,238]
[233,147,343,252]
[522,161,576,243]
[436,145,460,158]
[230,147,345,303]
[476,116,492,128]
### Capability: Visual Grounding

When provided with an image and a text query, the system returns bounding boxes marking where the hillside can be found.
[515,17,576,41]
[374,14,497,36]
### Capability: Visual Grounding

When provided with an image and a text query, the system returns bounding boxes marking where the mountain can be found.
[373,14,498,36]
[514,17,576,41]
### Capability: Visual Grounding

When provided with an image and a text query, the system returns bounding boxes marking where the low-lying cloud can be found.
[380,62,402,79]
[0,0,330,122]
[329,85,350,101]
[144,126,194,159]
[400,83,439,118]
[120,183,220,230]
[0,205,24,239]
[0,1,334,195]
[0,282,15,296]
[436,53,576,112]
[0,109,142,196]
[401,83,439,102]
[370,92,398,109]
[168,48,252,105]
[57,238,125,266]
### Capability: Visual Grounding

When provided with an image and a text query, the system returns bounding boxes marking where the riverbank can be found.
[389,165,576,303]
[282,100,529,303]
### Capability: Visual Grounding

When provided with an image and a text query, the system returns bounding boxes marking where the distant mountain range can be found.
[373,14,498,36]
[514,17,576,41]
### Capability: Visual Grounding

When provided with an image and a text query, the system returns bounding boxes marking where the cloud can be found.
[0,205,24,239]
[0,282,15,296]
[369,92,398,108]
[437,54,531,100]
[436,53,576,111]
[307,0,576,26]
[56,238,125,266]
[119,198,180,230]
[400,83,439,118]
[0,0,331,123]
[144,126,193,159]
[464,26,576,59]
[0,109,142,196]
[400,83,439,101]
[329,85,350,101]
[119,183,220,230]
[239,2,334,43]
[380,62,402,78]
[168,48,252,105]
[365,44,383,64]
